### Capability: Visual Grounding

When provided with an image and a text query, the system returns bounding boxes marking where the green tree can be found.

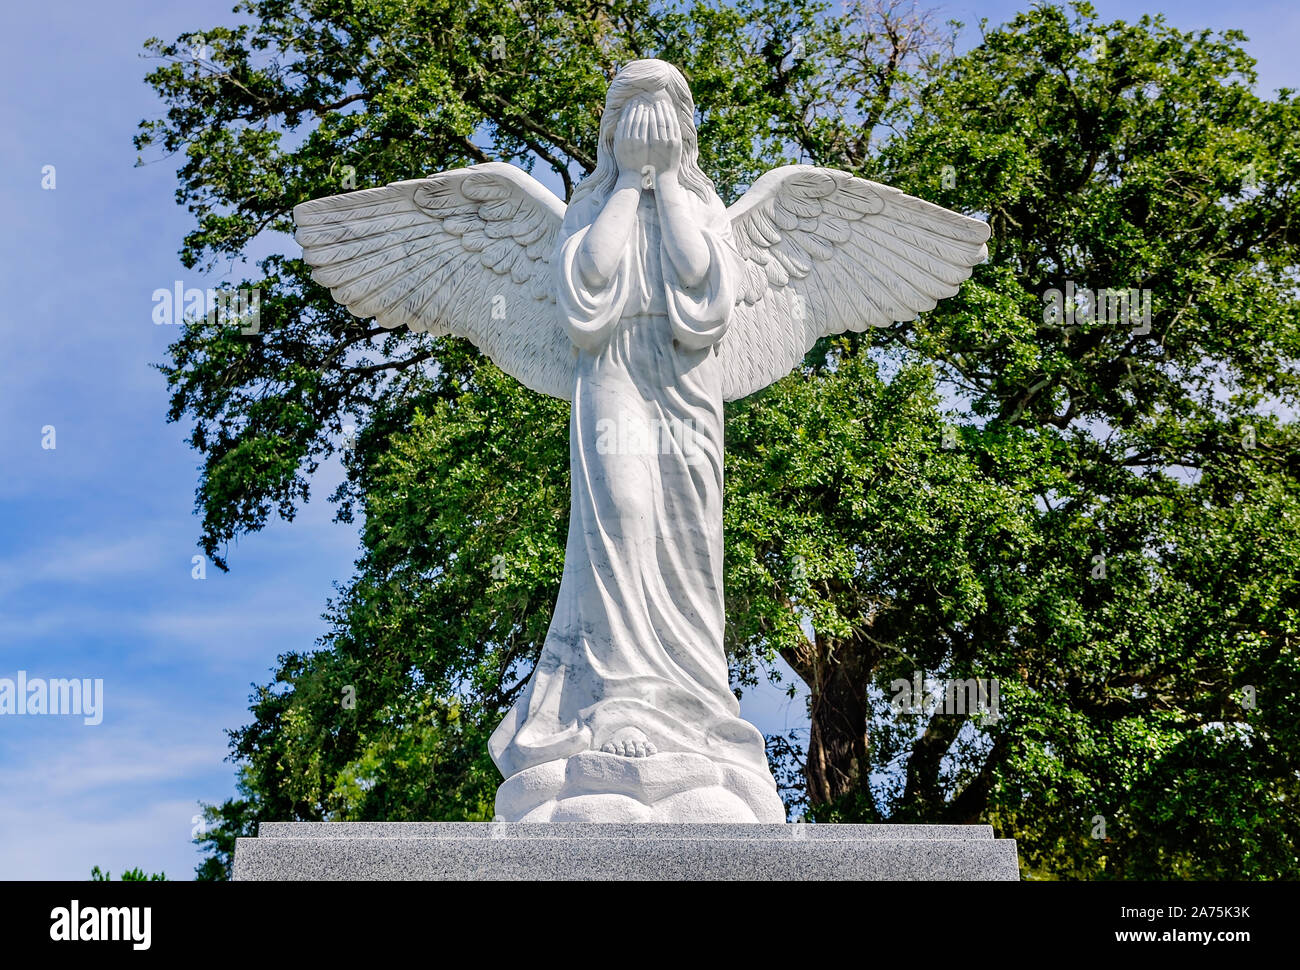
[140,1,1299,879]
[862,2,1300,876]
[90,866,167,881]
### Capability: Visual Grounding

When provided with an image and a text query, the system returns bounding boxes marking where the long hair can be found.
[564,59,723,234]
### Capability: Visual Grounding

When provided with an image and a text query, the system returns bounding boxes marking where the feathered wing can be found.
[719,166,991,401]
[293,162,574,400]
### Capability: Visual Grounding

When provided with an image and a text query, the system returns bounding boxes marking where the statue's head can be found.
[566,59,720,229]
[602,58,695,140]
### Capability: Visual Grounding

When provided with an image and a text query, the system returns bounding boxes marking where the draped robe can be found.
[487,184,778,799]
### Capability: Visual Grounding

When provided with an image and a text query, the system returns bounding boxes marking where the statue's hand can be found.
[644,95,682,178]
[613,98,652,179]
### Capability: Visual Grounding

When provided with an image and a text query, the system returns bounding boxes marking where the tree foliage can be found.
[90,866,168,881]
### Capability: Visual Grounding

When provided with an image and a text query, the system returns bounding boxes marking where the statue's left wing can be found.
[719,166,990,401]
[294,162,574,400]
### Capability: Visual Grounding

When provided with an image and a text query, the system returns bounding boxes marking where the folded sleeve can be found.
[557,224,631,351]
[663,222,737,351]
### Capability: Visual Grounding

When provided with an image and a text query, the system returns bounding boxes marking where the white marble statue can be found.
[294,59,990,823]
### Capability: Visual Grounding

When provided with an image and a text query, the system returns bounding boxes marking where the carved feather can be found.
[293,162,573,401]
[719,165,990,401]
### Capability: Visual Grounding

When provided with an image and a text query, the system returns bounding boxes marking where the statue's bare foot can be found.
[600,726,657,758]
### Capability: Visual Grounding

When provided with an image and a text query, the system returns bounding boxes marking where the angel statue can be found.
[294,59,989,823]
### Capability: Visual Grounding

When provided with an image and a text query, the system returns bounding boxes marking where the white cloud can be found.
[0,534,163,598]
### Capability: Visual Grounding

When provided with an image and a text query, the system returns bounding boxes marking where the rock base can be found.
[495,750,786,822]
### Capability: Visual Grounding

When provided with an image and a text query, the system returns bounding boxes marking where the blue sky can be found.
[1,0,1295,880]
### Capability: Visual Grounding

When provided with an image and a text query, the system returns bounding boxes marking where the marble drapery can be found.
[488,187,785,821]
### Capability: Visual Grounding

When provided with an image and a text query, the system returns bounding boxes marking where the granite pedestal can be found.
[232,822,1019,880]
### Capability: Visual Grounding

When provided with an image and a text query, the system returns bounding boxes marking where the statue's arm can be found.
[655,174,710,288]
[647,99,709,288]
[576,172,641,291]
[576,101,655,291]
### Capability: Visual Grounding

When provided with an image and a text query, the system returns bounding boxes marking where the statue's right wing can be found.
[718,166,990,401]
[294,162,574,400]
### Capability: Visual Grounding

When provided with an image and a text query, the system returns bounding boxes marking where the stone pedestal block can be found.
[233,822,1020,881]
